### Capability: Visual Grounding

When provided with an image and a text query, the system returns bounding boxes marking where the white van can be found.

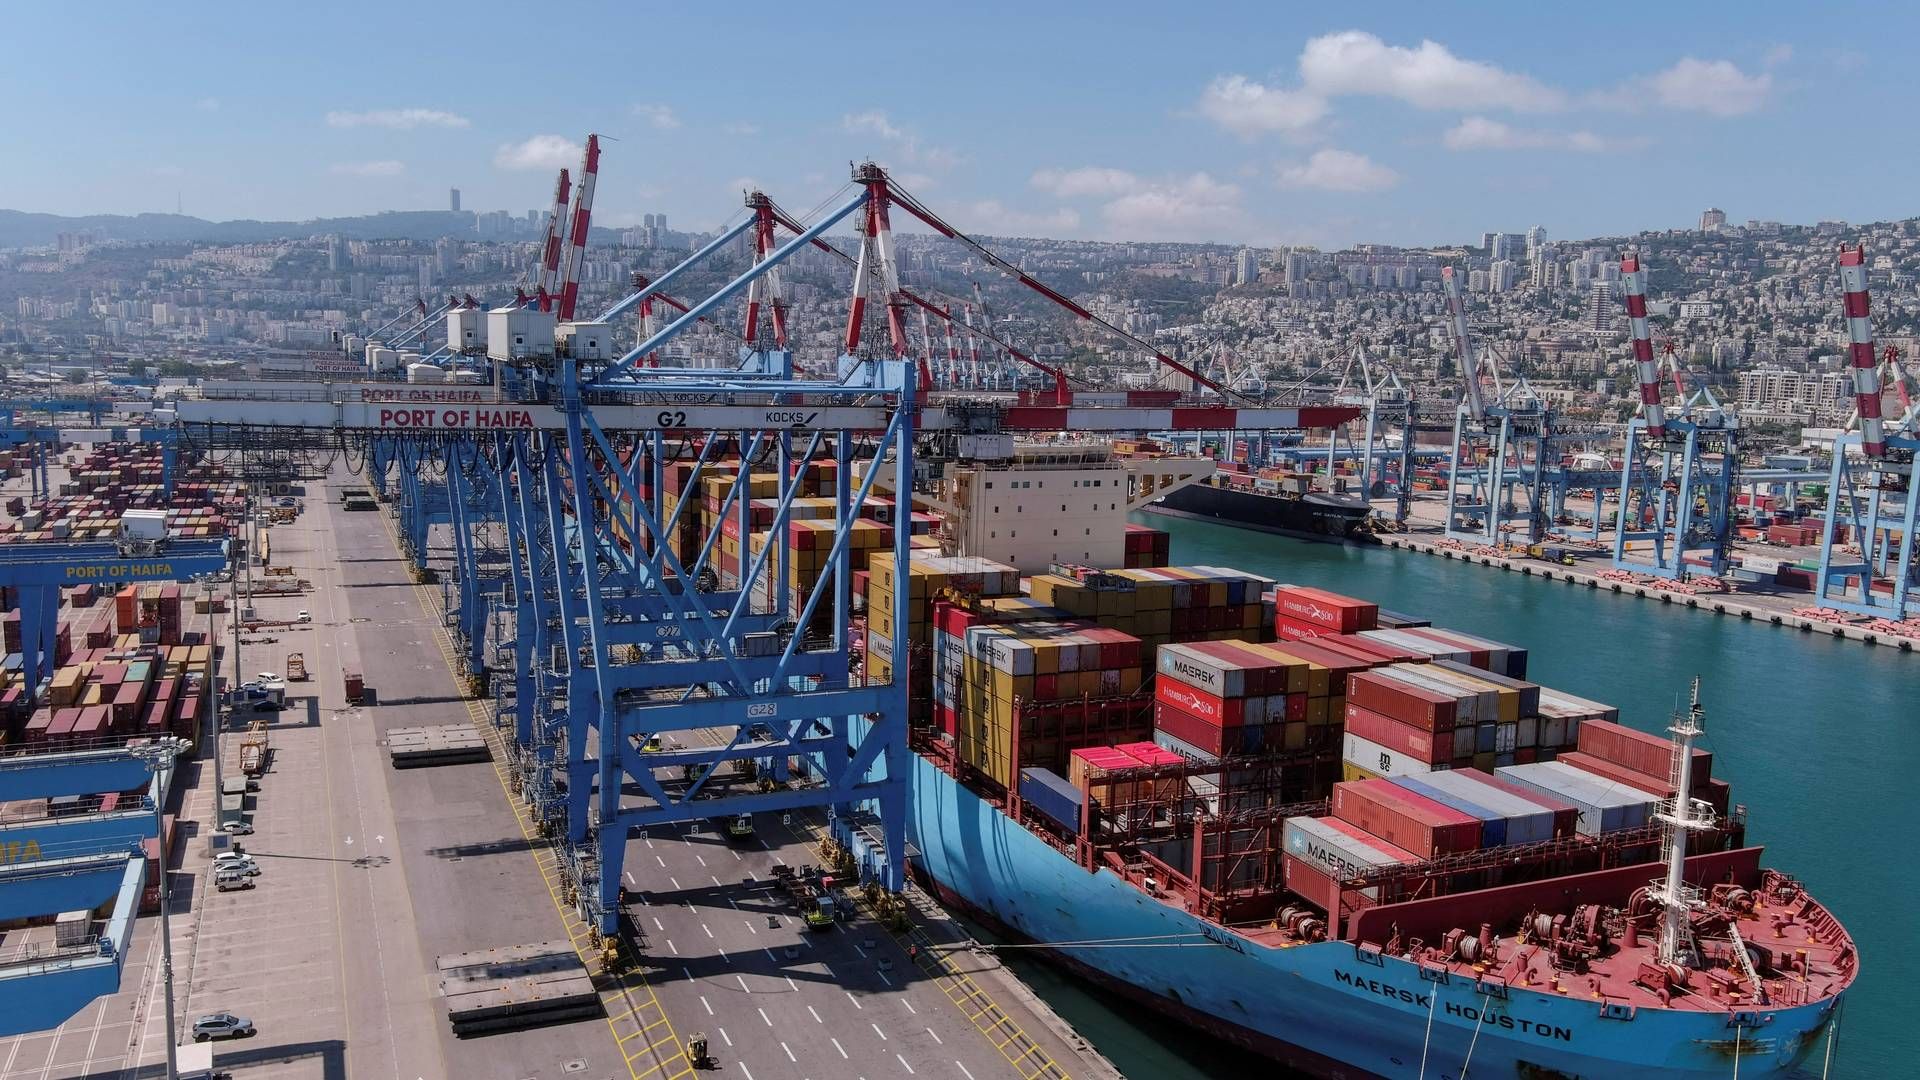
[214,869,254,892]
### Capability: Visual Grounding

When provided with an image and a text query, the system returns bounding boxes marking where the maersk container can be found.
[1018,767,1085,836]
[1281,816,1413,888]
[1493,761,1655,836]
[1418,768,1557,844]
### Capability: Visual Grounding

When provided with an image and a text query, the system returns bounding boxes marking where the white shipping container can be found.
[1413,770,1556,845]
[1343,731,1440,779]
[54,910,90,948]
[1494,761,1654,836]
[1282,817,1410,899]
[1495,722,1518,753]
[1516,715,1539,749]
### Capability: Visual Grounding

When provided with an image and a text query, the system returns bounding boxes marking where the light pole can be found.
[130,735,189,1080]
[199,577,224,800]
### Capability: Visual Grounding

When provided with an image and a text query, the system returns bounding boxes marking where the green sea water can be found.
[1002,513,1906,1079]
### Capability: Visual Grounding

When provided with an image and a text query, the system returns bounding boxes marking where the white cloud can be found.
[960,200,1082,237]
[1274,149,1399,192]
[1030,167,1144,198]
[329,160,405,177]
[494,135,582,171]
[723,122,762,137]
[1100,173,1246,241]
[840,110,963,171]
[632,103,681,130]
[842,110,906,141]
[326,107,471,130]
[1645,58,1771,116]
[1441,116,1636,153]
[1299,31,1565,111]
[1196,75,1328,138]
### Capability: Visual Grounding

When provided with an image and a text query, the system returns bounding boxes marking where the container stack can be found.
[1121,524,1171,568]
[1553,718,1729,815]
[1032,566,1269,659]
[1340,662,1594,782]
[865,552,1022,687]
[950,618,1148,788]
[1152,641,1322,759]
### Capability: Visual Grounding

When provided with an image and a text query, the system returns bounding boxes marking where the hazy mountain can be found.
[0,208,500,248]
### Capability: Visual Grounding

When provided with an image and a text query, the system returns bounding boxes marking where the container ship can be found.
[841,442,1855,1079]
[1111,440,1374,540]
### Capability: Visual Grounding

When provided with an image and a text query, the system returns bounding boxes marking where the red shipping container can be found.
[1332,778,1480,857]
[1154,679,1244,726]
[1263,639,1375,680]
[1346,669,1457,732]
[1343,703,1447,764]
[1273,586,1378,633]
[1320,633,1427,665]
[1556,751,1668,797]
[1576,720,1712,785]
[1274,614,1330,642]
[1153,701,1230,757]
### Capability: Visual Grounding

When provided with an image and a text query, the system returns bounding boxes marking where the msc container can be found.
[1018,767,1085,835]
[1493,761,1656,837]
[1331,778,1480,857]
[1342,730,1439,779]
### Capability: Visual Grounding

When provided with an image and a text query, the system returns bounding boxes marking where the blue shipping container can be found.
[1019,767,1085,836]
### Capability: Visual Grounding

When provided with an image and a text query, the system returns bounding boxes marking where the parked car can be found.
[217,821,254,837]
[212,854,260,876]
[296,610,311,623]
[255,673,285,687]
[191,1013,255,1041]
[214,871,253,892]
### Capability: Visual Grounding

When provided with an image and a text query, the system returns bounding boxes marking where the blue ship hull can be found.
[905,755,1841,1079]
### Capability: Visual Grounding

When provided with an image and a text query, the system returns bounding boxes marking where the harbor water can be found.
[1002,513,1908,1079]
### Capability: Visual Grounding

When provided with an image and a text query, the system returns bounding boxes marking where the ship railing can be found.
[1342,822,1672,890]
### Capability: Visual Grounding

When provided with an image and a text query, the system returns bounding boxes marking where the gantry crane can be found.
[1813,244,1920,620]
[1609,251,1739,580]
[1438,266,1550,545]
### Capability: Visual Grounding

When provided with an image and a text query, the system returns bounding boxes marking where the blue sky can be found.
[1,2,1909,247]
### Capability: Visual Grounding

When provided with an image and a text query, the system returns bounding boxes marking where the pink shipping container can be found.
[1068,747,1144,804]
[1343,703,1448,764]
[1332,777,1481,857]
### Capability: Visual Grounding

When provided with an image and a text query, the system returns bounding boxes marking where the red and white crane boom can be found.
[535,169,571,310]
[1619,252,1667,439]
[1838,245,1887,457]
[555,135,600,322]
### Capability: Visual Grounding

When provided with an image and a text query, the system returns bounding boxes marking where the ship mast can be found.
[1651,676,1715,967]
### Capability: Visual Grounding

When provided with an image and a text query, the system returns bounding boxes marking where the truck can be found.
[773,864,843,931]
[239,739,265,778]
[286,653,307,681]
[343,669,364,705]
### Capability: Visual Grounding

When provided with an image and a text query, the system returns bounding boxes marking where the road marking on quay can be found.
[379,510,695,1080]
